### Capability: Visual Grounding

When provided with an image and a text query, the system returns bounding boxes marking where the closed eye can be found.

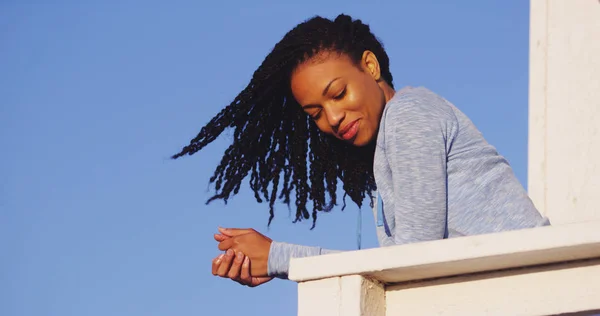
[333,87,347,100]
[310,110,322,120]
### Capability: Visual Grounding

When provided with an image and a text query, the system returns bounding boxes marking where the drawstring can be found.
[357,207,362,250]
[357,193,384,250]
[377,193,384,227]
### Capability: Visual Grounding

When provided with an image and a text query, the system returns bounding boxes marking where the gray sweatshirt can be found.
[267,86,550,279]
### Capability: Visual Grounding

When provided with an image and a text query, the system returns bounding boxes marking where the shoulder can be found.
[380,86,458,140]
[383,86,457,123]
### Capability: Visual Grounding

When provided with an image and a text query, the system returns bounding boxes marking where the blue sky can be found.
[2,1,530,315]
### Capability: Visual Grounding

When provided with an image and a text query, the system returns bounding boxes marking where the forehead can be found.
[290,53,358,102]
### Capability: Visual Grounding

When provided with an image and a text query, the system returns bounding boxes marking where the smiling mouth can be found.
[338,119,360,141]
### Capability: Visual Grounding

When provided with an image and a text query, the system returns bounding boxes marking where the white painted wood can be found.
[386,259,600,315]
[289,221,600,283]
[297,277,340,316]
[297,276,385,316]
[528,0,548,216]
[340,276,385,316]
[528,0,600,224]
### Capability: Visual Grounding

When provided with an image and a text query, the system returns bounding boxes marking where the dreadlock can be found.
[172,14,394,228]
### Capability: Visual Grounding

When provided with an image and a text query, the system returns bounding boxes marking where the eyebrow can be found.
[302,77,342,109]
[322,77,341,96]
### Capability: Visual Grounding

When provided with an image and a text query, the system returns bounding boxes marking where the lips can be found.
[338,119,360,140]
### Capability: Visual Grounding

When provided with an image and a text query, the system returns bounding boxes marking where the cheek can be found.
[347,83,373,112]
[315,121,333,135]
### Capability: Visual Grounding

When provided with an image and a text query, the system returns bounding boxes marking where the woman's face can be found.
[290,51,393,147]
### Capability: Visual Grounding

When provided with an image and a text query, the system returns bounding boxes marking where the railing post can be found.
[297,275,385,316]
[528,0,600,225]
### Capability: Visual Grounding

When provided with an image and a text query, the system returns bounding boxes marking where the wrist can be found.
[267,241,291,279]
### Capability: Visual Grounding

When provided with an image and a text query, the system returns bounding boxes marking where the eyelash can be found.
[334,87,347,100]
[309,87,347,120]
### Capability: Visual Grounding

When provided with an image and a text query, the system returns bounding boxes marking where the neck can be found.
[381,83,396,104]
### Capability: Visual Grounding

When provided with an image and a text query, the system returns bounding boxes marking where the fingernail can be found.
[216,254,224,263]
[236,252,243,261]
[243,257,249,267]
[227,249,234,256]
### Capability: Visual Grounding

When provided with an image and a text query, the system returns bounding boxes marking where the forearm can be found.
[267,241,340,279]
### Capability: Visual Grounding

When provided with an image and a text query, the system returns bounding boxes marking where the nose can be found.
[324,104,345,130]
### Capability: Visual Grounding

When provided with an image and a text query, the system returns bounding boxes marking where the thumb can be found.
[218,227,254,237]
[252,277,273,285]
[214,233,229,242]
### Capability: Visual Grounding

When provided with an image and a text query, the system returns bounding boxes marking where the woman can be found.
[172,14,550,287]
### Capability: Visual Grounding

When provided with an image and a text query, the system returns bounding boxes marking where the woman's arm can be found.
[267,241,341,279]
[382,89,458,244]
[216,90,458,281]
[215,228,341,280]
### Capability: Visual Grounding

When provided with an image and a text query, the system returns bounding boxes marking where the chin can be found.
[352,140,369,147]
[350,134,375,147]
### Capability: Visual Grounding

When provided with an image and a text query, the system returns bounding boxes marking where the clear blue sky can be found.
[1,1,530,315]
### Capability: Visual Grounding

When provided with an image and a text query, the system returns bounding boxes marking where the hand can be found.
[214,227,272,277]
[211,249,273,287]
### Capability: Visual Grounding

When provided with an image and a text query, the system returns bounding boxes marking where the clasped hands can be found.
[211,227,274,287]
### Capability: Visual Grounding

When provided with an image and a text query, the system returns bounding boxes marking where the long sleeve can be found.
[382,93,455,244]
[267,241,340,279]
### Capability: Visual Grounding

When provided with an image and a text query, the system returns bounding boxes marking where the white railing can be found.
[290,221,600,315]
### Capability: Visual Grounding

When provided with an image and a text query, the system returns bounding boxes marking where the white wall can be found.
[386,259,600,315]
[528,0,600,225]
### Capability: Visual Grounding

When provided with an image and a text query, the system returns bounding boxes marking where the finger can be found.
[214,233,229,242]
[239,256,251,284]
[218,227,255,237]
[217,238,236,251]
[211,254,224,275]
[250,276,273,287]
[227,251,245,280]
[217,249,235,277]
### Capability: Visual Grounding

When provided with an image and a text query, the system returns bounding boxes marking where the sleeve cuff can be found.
[267,241,325,279]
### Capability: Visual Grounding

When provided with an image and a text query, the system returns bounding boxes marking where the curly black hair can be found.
[172,14,394,228]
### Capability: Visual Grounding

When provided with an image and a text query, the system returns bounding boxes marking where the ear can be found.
[361,50,381,81]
